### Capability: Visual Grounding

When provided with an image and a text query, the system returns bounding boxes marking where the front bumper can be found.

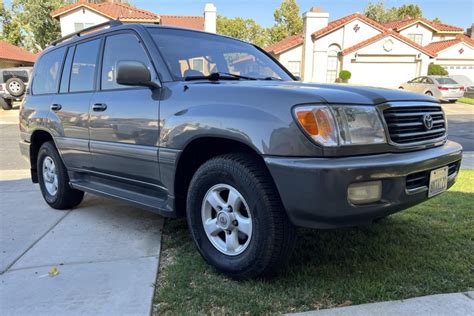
[265,141,463,229]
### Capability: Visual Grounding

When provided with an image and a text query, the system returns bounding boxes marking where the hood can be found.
[207,80,438,105]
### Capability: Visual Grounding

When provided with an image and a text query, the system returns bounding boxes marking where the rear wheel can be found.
[37,141,84,210]
[449,100,457,103]
[186,153,296,280]
[0,98,12,110]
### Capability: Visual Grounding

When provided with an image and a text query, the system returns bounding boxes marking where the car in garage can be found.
[0,67,33,110]
[399,76,465,102]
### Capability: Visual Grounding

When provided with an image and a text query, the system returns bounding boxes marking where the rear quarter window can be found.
[32,47,66,95]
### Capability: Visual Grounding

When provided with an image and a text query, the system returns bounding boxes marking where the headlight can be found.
[294,105,386,146]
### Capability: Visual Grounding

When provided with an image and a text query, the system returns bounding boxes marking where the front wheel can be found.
[186,153,296,280]
[425,91,433,96]
[37,141,84,210]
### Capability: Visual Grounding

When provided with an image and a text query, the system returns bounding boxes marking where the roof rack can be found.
[50,20,123,46]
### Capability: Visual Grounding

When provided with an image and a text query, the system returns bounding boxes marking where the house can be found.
[51,0,217,37]
[266,8,473,88]
[0,40,37,68]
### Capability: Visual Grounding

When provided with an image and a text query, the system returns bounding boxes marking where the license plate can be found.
[428,166,448,197]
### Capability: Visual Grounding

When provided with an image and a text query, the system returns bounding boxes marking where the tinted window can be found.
[435,77,457,85]
[60,46,75,93]
[32,47,66,95]
[70,39,100,92]
[101,33,153,90]
[149,28,292,81]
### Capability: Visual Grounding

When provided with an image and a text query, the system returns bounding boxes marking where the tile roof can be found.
[312,13,386,39]
[384,18,464,32]
[342,30,436,57]
[264,32,304,54]
[159,15,204,30]
[0,40,37,63]
[424,34,474,54]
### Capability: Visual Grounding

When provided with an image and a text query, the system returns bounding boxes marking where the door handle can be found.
[92,103,107,112]
[50,103,62,111]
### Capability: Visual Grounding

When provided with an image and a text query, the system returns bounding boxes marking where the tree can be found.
[217,16,269,47]
[433,17,442,23]
[0,3,23,47]
[364,1,422,24]
[269,0,303,44]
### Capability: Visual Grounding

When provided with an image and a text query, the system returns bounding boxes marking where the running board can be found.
[70,180,175,218]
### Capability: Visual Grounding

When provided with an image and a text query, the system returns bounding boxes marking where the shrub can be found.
[428,63,448,76]
[339,70,352,80]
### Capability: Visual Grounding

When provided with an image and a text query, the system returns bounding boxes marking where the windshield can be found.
[435,77,457,85]
[148,28,293,81]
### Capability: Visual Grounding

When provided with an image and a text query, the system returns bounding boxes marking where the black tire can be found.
[425,91,433,96]
[186,153,296,280]
[37,141,84,210]
[449,100,457,103]
[5,78,25,97]
[398,87,404,89]
[0,98,12,110]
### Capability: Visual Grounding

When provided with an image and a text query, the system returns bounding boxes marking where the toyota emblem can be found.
[423,114,433,130]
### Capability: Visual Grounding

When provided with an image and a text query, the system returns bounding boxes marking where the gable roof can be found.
[342,30,436,57]
[0,40,37,63]
[159,15,204,30]
[384,18,463,33]
[312,13,386,39]
[424,34,474,54]
[264,32,304,54]
[51,0,160,22]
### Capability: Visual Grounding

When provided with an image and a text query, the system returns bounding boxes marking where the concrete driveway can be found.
[0,109,164,315]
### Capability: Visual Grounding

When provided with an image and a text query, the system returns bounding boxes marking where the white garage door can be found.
[349,61,418,89]
[439,65,474,81]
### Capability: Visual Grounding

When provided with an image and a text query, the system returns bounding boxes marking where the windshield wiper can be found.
[184,72,257,81]
[260,76,283,81]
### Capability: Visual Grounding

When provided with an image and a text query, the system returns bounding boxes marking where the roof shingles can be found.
[312,13,386,39]
[264,32,304,54]
[424,34,474,54]
[384,18,464,32]
[0,40,37,63]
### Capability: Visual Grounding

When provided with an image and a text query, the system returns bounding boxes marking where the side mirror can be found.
[116,61,161,89]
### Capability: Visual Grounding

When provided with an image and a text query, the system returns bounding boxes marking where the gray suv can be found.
[20,22,462,279]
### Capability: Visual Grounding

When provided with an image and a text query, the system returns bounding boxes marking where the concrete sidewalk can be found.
[291,292,474,316]
[0,171,163,315]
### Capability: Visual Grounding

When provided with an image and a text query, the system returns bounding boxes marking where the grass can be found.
[458,97,474,105]
[153,170,474,315]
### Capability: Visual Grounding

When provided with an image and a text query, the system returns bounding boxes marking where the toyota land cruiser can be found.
[19,22,463,279]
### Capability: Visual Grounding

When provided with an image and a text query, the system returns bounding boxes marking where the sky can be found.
[3,0,474,29]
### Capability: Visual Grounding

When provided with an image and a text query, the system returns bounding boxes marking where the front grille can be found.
[383,106,446,145]
[406,162,459,191]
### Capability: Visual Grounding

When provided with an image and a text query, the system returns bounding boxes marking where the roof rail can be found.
[50,20,123,46]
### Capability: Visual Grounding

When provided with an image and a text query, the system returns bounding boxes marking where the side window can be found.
[32,47,66,95]
[70,39,101,93]
[101,33,153,90]
[59,46,75,93]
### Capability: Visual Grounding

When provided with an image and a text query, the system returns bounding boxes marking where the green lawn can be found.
[153,170,474,315]
[458,97,474,105]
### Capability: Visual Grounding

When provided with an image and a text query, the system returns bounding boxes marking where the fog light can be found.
[348,181,382,205]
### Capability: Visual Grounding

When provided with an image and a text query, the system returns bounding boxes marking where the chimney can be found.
[470,23,474,39]
[204,3,217,33]
[302,7,329,82]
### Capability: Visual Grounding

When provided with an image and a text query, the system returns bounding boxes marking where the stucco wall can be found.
[399,23,434,46]
[433,43,474,78]
[59,8,109,36]
[277,45,303,76]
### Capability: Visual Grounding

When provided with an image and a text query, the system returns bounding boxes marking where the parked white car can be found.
[399,76,465,103]
[449,75,474,98]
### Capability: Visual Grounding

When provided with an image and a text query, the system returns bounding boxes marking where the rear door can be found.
[50,38,102,170]
[88,30,161,186]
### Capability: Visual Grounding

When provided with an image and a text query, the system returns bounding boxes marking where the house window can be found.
[326,46,340,83]
[407,34,423,45]
[287,61,300,76]
[74,22,95,32]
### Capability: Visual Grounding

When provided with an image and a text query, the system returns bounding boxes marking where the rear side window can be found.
[32,47,66,95]
[70,39,101,93]
[435,77,457,85]
[101,33,153,90]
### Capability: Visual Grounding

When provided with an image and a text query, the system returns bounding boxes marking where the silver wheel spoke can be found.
[42,156,58,196]
[207,191,226,211]
[203,218,221,236]
[236,214,251,236]
[227,188,241,211]
[225,230,239,252]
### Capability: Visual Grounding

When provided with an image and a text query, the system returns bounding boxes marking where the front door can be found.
[89,31,161,186]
